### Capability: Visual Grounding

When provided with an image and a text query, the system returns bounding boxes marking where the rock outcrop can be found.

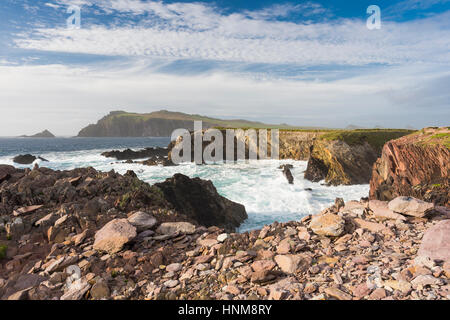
[101,147,168,161]
[0,165,16,183]
[21,130,55,138]
[304,140,379,185]
[370,127,449,206]
[304,130,414,185]
[155,174,247,232]
[1,172,449,300]
[12,155,49,165]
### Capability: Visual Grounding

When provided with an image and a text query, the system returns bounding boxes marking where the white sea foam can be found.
[0,149,369,232]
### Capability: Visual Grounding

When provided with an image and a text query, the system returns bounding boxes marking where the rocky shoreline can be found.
[0,163,449,300]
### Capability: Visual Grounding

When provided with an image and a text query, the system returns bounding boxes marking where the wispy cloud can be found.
[13,1,450,66]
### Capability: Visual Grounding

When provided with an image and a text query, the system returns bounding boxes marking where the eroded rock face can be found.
[304,140,379,186]
[155,174,247,232]
[93,219,137,254]
[418,220,450,263]
[370,127,450,206]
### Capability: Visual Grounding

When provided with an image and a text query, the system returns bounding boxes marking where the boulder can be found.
[155,174,247,232]
[12,154,36,164]
[388,196,434,217]
[274,254,311,274]
[280,165,294,184]
[127,211,157,231]
[93,219,137,254]
[0,165,15,183]
[156,222,196,235]
[418,219,450,262]
[369,200,406,220]
[310,213,345,237]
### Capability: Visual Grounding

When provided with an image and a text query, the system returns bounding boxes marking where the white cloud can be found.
[0,62,448,136]
[14,1,450,66]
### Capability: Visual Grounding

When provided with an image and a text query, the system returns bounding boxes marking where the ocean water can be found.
[0,137,369,232]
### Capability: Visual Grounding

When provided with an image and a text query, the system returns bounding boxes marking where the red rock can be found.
[369,288,387,300]
[370,127,449,207]
[251,260,276,273]
[93,219,137,254]
[310,213,345,237]
[352,283,371,298]
[418,220,450,262]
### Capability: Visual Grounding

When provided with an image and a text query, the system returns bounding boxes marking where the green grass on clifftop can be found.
[319,129,415,151]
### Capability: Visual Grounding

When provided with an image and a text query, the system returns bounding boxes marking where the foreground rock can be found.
[93,219,137,254]
[155,174,247,232]
[0,166,449,300]
[370,127,449,206]
[0,165,15,183]
[418,220,450,263]
[310,213,345,237]
[388,196,434,218]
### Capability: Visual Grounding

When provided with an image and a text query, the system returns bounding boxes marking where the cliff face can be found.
[77,110,316,137]
[303,130,414,185]
[167,130,325,162]
[78,115,213,137]
[370,128,450,206]
[279,131,323,160]
[304,140,378,185]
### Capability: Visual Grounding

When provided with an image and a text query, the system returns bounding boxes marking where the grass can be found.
[0,244,7,260]
[318,129,415,151]
[430,133,450,148]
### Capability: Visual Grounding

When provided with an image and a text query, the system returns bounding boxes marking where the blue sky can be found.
[0,0,449,135]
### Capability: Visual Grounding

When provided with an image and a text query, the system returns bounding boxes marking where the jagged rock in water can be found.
[101,147,168,161]
[12,154,37,164]
[280,165,294,184]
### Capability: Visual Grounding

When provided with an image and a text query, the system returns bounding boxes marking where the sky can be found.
[0,0,449,136]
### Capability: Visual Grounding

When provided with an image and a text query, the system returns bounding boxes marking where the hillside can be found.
[20,130,55,138]
[77,110,326,137]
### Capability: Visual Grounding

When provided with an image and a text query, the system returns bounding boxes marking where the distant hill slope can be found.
[20,130,55,138]
[77,110,326,137]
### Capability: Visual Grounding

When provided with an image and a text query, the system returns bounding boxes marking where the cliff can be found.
[304,130,414,185]
[167,129,326,163]
[77,110,317,137]
[369,127,450,206]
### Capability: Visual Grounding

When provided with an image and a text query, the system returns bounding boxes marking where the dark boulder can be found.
[155,174,248,232]
[13,154,36,165]
[280,165,294,184]
[101,147,168,161]
[0,165,16,183]
[304,156,328,182]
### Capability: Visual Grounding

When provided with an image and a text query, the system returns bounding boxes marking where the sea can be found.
[0,137,369,232]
